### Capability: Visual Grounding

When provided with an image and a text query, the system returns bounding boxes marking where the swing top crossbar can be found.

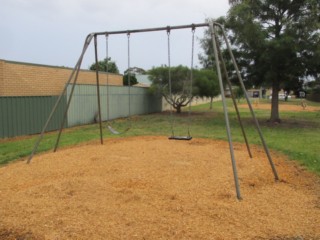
[92,23,209,37]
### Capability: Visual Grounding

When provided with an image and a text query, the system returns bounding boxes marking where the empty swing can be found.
[105,33,132,135]
[167,26,195,141]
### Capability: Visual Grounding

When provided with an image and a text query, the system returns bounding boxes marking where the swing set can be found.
[27,21,279,200]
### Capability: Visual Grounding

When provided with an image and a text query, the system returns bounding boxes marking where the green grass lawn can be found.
[1,98,319,175]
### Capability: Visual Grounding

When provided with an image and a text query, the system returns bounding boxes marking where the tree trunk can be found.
[269,78,281,123]
[176,105,182,113]
[210,97,213,110]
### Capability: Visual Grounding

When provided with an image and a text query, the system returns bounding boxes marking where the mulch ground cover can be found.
[0,136,319,239]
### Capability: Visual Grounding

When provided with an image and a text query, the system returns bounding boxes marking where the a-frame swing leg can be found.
[215,36,253,159]
[209,22,242,200]
[53,51,85,152]
[220,24,279,181]
[54,34,104,153]
[94,35,104,145]
[53,34,104,153]
[27,34,95,163]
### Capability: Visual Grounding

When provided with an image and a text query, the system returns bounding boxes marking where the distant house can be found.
[124,67,151,88]
[247,89,263,98]
[134,74,152,88]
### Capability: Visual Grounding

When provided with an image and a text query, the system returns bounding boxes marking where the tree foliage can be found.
[148,65,192,113]
[89,57,119,74]
[193,69,220,109]
[148,65,220,113]
[199,18,227,70]
[123,74,138,86]
[125,67,146,75]
[228,0,242,5]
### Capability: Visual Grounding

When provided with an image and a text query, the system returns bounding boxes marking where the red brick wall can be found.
[0,61,3,96]
[0,60,123,96]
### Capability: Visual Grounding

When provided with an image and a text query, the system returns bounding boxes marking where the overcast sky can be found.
[0,0,230,74]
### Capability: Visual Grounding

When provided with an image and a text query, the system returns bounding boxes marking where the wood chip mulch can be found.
[0,136,319,239]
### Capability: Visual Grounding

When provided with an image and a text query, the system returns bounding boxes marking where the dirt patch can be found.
[0,136,319,239]
[238,102,320,112]
[0,227,43,240]
[242,117,320,129]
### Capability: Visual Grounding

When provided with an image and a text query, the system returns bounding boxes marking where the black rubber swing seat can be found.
[168,136,192,141]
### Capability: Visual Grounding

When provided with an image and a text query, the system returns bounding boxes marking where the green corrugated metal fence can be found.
[0,85,162,138]
[0,96,66,138]
[67,84,162,127]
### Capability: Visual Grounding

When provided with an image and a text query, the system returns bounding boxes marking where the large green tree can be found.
[228,0,319,122]
[89,57,119,74]
[202,0,319,122]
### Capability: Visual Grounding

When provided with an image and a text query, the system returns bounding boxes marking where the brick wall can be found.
[0,59,123,96]
[0,61,4,96]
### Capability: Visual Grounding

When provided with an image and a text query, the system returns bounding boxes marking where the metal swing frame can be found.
[27,21,279,200]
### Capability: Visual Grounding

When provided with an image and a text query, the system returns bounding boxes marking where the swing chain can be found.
[127,32,131,87]
[127,32,132,118]
[105,34,109,73]
[187,26,196,137]
[166,27,175,137]
[105,34,111,121]
[167,27,172,100]
[190,27,195,97]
